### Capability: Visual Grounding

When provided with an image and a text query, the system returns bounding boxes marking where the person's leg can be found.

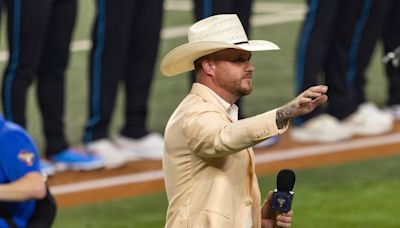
[2,0,50,127]
[327,0,393,136]
[234,0,253,35]
[293,0,340,125]
[383,0,400,106]
[327,0,390,117]
[290,0,355,143]
[83,0,137,167]
[382,0,400,119]
[84,0,134,143]
[120,0,164,139]
[352,0,391,106]
[36,0,105,173]
[326,0,364,120]
[112,0,164,159]
[193,0,234,20]
[37,0,77,157]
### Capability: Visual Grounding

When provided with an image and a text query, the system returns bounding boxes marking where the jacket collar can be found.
[190,83,237,122]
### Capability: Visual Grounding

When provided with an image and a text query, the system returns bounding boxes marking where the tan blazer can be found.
[163,83,287,228]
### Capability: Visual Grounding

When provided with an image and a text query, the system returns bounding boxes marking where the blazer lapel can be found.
[190,83,235,123]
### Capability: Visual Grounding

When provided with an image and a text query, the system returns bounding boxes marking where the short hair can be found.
[193,56,207,74]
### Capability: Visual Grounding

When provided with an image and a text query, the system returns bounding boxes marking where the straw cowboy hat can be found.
[160,14,280,77]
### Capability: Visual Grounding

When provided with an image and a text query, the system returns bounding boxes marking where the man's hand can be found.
[276,85,328,128]
[261,191,293,228]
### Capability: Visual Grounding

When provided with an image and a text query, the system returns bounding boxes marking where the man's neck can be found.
[198,82,238,104]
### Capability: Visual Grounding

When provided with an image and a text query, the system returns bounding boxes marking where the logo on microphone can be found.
[272,191,294,212]
[277,196,287,208]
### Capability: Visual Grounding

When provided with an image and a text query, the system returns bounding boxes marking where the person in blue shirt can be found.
[0,114,46,228]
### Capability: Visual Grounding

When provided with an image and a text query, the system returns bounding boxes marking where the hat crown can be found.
[188,14,249,44]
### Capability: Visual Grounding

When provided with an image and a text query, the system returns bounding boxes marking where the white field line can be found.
[164,0,192,11]
[0,2,305,62]
[251,13,304,27]
[255,133,400,164]
[51,170,164,195]
[50,132,400,196]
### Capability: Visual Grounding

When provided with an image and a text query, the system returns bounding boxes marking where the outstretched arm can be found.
[276,85,328,128]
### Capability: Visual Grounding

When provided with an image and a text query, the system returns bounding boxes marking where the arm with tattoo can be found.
[276,102,296,129]
[275,85,328,129]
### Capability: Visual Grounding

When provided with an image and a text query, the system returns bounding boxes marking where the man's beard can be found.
[224,78,252,97]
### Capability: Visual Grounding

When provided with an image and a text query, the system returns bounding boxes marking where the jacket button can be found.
[245,201,252,206]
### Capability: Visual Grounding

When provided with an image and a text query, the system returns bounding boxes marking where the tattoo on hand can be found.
[276,103,296,129]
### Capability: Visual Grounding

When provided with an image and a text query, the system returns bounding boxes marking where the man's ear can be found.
[202,59,215,74]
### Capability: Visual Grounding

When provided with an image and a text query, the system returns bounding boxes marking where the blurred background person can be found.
[191,0,279,148]
[83,0,165,167]
[326,0,393,138]
[1,0,104,175]
[291,0,393,143]
[291,0,348,143]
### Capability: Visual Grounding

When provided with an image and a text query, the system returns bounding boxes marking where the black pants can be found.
[326,0,390,119]
[191,0,253,119]
[294,0,342,125]
[382,0,400,106]
[0,0,3,25]
[193,0,252,34]
[294,0,388,125]
[2,0,77,156]
[84,0,164,142]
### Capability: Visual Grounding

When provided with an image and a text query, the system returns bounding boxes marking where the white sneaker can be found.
[384,104,400,120]
[113,133,164,160]
[342,103,394,136]
[358,102,394,125]
[85,139,129,169]
[290,114,353,143]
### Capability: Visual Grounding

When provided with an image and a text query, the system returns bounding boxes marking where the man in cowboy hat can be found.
[161,14,328,228]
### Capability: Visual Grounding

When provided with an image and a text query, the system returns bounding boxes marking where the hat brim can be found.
[160,40,279,77]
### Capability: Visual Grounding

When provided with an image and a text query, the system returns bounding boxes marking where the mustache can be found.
[242,72,252,78]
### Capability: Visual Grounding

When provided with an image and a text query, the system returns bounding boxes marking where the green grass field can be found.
[54,155,400,228]
[1,0,398,227]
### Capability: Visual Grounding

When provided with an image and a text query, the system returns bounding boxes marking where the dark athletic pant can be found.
[382,0,400,106]
[294,0,342,125]
[326,0,390,119]
[84,0,164,142]
[294,0,388,125]
[2,0,77,156]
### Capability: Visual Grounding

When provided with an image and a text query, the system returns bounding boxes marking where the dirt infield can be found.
[50,121,400,208]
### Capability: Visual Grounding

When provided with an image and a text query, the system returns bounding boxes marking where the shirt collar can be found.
[203,85,239,121]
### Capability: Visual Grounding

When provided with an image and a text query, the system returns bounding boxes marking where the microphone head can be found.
[276,169,296,192]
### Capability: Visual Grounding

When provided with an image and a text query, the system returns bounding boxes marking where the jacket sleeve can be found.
[183,104,288,158]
